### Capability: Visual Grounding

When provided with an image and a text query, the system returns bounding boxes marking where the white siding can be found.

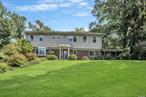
[26,34,102,49]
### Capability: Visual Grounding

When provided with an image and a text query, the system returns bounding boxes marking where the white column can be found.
[59,47,62,59]
[68,48,70,58]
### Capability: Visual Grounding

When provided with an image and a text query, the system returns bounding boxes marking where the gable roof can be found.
[25,31,103,36]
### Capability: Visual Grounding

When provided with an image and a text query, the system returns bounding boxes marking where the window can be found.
[52,36,55,39]
[68,36,73,42]
[73,50,77,55]
[83,36,87,42]
[89,51,95,56]
[57,36,60,39]
[93,37,96,43]
[38,47,46,56]
[39,36,44,41]
[73,36,77,42]
[68,36,77,42]
[30,35,34,41]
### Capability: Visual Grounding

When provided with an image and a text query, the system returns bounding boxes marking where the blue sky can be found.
[1,0,96,31]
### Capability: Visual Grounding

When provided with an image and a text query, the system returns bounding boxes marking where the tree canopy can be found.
[90,0,146,59]
[28,20,52,32]
[0,2,26,48]
[75,28,86,32]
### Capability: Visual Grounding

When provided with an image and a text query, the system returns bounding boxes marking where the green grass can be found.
[0,60,146,97]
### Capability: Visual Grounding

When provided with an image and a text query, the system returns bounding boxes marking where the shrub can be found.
[17,39,33,54]
[4,40,33,55]
[0,51,8,61]
[28,58,41,65]
[68,54,77,60]
[82,56,90,60]
[48,51,55,55]
[25,53,37,61]
[119,51,130,60]
[4,43,18,55]
[47,55,58,60]
[8,52,28,67]
[0,63,10,73]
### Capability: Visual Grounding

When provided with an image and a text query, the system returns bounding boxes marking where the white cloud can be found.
[16,3,58,11]
[69,0,84,3]
[79,2,88,7]
[84,27,89,31]
[73,12,89,17]
[59,3,72,8]
[16,0,89,12]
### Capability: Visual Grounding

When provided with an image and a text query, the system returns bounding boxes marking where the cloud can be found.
[73,12,89,17]
[16,3,58,11]
[79,2,88,7]
[16,0,89,12]
[69,0,84,3]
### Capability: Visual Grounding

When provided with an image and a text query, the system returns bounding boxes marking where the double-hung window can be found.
[93,37,96,43]
[83,36,87,42]
[73,36,77,42]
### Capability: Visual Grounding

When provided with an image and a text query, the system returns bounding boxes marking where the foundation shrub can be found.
[81,56,90,60]
[68,54,77,60]
[47,55,58,60]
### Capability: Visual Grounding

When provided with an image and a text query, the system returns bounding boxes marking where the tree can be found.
[0,2,26,48]
[91,0,146,59]
[75,28,85,32]
[11,12,26,39]
[28,20,52,32]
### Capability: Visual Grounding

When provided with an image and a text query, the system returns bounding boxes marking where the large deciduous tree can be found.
[90,0,146,59]
[0,2,26,48]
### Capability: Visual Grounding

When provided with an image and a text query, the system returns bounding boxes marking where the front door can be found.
[63,49,68,59]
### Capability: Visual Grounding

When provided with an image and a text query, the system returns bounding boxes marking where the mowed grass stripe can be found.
[0,60,145,97]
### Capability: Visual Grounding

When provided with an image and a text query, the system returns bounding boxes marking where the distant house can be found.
[26,31,103,59]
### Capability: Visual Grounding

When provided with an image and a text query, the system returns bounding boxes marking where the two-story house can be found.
[26,31,103,59]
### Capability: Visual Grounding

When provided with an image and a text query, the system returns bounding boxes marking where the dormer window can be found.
[39,36,44,41]
[30,35,34,41]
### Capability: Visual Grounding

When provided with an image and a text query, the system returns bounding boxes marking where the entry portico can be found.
[58,44,72,59]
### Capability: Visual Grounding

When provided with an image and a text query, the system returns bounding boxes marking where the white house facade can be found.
[26,31,103,59]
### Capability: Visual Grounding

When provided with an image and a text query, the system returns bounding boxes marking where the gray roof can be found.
[25,31,103,36]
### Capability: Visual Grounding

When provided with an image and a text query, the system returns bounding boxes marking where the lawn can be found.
[0,60,146,97]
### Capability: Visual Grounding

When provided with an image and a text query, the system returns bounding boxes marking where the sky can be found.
[1,0,96,31]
